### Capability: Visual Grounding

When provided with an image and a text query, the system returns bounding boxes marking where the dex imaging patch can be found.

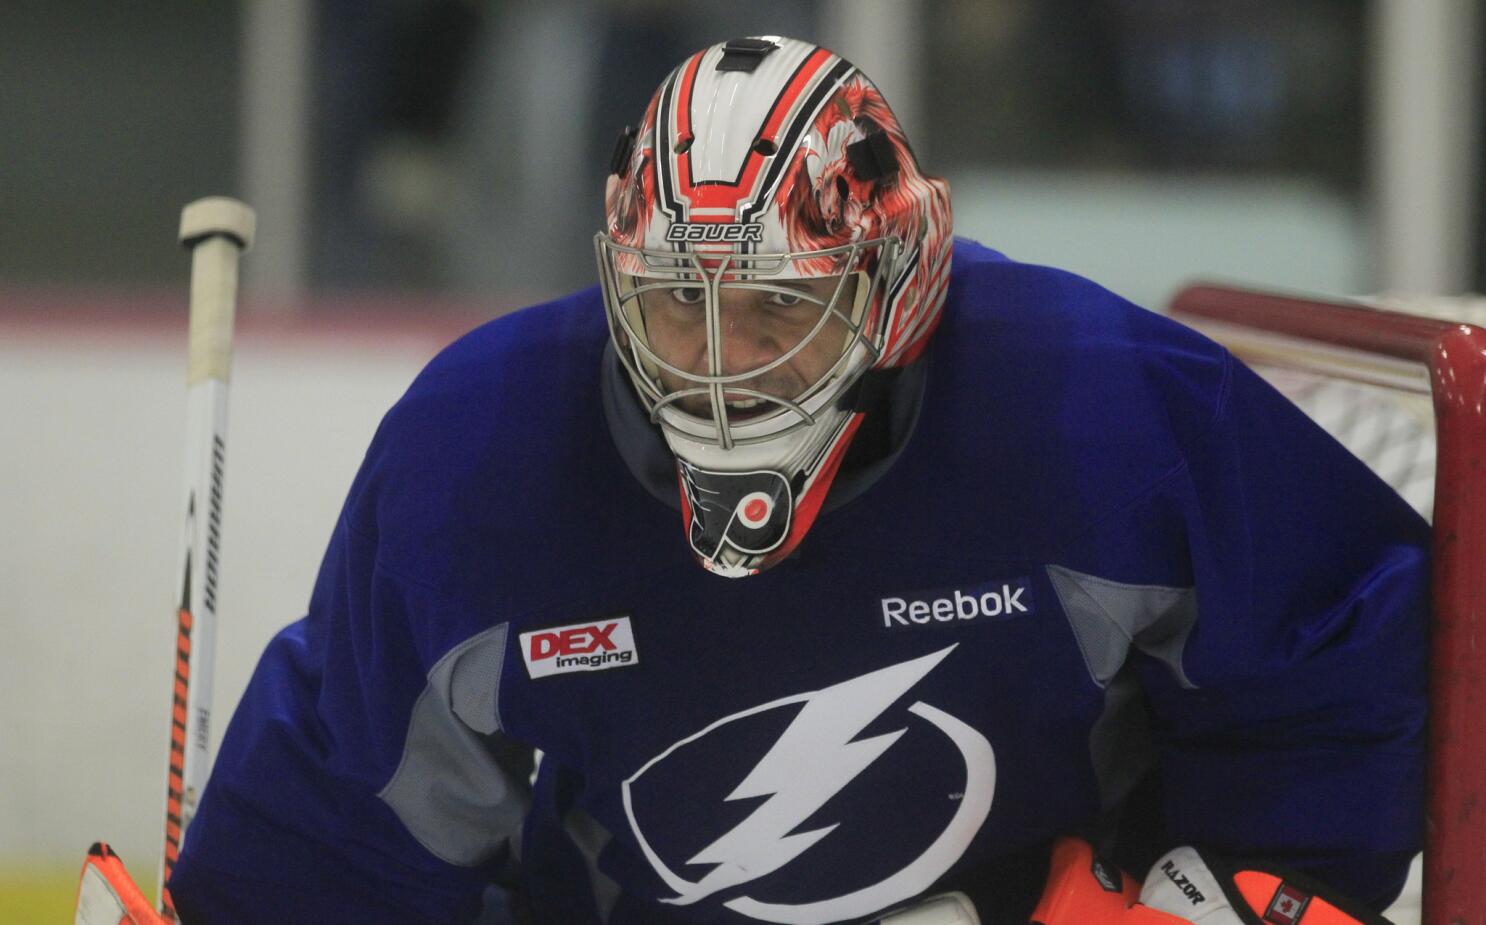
[520,616,638,679]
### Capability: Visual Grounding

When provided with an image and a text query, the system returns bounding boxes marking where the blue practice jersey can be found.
[170,240,1429,924]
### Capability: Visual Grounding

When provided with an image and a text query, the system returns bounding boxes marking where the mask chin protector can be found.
[679,462,794,572]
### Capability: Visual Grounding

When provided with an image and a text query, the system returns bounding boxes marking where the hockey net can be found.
[1168,285,1486,925]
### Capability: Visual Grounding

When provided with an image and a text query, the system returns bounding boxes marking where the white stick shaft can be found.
[159,201,251,917]
[175,380,229,819]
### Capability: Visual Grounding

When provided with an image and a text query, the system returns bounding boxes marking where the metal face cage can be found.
[595,234,900,450]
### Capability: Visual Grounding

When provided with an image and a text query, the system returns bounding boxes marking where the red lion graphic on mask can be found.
[776,77,949,277]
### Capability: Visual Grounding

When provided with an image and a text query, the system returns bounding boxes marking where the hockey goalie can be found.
[93,35,1426,925]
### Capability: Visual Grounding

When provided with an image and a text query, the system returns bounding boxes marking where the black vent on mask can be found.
[717,38,778,73]
[847,130,899,181]
[609,125,638,177]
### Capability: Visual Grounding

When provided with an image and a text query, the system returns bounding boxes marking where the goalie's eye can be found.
[767,290,805,307]
[671,286,705,305]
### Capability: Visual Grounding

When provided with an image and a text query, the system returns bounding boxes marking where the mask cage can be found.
[595,234,901,450]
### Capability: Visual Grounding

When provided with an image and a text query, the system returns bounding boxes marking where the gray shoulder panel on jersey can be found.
[1046,564,1198,689]
[379,622,532,867]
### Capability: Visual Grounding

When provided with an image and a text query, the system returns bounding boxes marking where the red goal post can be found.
[1169,284,1486,925]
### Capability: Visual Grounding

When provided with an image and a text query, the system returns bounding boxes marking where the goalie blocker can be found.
[75,844,170,925]
[1030,837,1395,925]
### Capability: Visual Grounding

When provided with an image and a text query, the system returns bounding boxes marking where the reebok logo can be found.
[880,579,1032,629]
[520,616,637,679]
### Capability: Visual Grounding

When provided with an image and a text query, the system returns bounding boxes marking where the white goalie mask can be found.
[597,36,953,577]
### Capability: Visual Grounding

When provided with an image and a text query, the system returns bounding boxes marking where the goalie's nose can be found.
[712,291,789,377]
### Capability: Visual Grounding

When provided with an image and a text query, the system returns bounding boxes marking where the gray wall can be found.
[0,3,238,285]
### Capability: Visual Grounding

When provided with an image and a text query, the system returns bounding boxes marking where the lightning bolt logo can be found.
[622,644,996,924]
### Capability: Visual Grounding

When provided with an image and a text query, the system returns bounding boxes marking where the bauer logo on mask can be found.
[680,463,793,571]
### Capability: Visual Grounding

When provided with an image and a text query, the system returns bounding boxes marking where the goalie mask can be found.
[597,36,952,577]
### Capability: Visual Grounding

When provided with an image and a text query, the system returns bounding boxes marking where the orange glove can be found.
[75,842,172,925]
[1029,838,1392,925]
[1030,837,1183,925]
[1136,845,1394,925]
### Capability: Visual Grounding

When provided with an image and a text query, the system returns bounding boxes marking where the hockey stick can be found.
[156,197,255,919]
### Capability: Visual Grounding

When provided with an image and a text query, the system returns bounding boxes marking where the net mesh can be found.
[1222,294,1486,523]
